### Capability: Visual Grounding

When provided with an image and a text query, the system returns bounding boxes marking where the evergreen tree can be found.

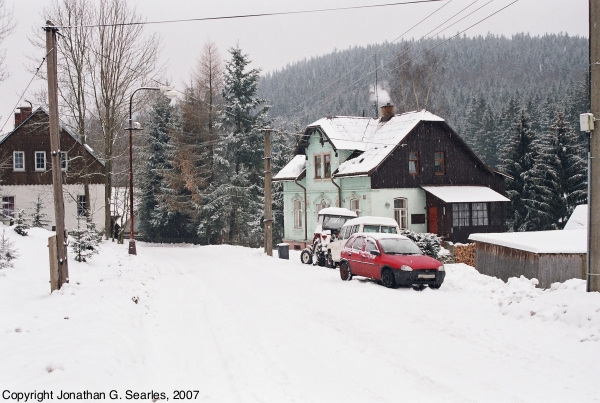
[13,208,29,236]
[30,195,50,228]
[199,46,270,246]
[501,109,538,231]
[70,218,102,262]
[0,229,17,269]
[137,94,193,241]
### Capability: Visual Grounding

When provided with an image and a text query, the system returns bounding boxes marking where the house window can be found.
[316,199,328,212]
[77,195,87,217]
[393,197,408,229]
[13,151,24,171]
[408,151,419,174]
[434,151,445,175]
[350,198,360,216]
[472,202,489,226]
[294,200,303,229]
[314,153,331,179]
[35,151,46,171]
[60,152,68,171]
[2,196,15,219]
[452,203,470,227]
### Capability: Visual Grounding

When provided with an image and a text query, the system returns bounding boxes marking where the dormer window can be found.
[314,153,331,179]
[13,151,24,171]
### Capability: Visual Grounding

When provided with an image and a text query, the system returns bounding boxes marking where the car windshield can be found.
[322,215,352,231]
[379,238,423,255]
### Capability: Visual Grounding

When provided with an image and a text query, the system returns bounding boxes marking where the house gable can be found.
[0,108,105,186]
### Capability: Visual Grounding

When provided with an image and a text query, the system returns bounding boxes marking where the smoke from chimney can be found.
[369,83,391,108]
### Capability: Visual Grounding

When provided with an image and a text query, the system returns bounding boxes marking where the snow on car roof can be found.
[343,216,399,227]
[317,207,357,217]
[351,232,410,240]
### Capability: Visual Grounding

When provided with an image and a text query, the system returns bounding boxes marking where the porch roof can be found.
[421,186,509,203]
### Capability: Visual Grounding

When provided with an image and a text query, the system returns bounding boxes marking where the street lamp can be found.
[127,86,178,255]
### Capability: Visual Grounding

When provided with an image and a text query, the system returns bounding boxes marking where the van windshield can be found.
[381,226,398,234]
[379,238,423,255]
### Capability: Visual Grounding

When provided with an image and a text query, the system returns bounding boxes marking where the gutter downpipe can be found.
[295,178,308,244]
[331,175,342,208]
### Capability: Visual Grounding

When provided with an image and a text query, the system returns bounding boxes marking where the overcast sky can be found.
[0,0,589,133]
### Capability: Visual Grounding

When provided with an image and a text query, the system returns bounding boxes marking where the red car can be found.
[339,233,445,290]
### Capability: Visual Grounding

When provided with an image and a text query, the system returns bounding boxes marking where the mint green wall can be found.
[280,133,428,243]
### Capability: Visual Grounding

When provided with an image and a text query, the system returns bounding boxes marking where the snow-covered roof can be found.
[273,155,306,181]
[564,204,587,230]
[327,110,444,177]
[421,186,510,203]
[469,229,587,254]
[343,215,399,227]
[317,207,357,217]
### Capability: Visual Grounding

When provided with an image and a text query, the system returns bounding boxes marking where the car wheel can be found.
[429,283,442,289]
[300,249,313,265]
[412,284,426,291]
[381,268,396,288]
[339,261,352,281]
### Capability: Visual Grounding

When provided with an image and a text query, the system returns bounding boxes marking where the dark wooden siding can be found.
[0,110,104,186]
[371,121,504,192]
[474,241,585,289]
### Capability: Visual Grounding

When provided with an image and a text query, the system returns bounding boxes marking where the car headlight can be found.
[438,265,445,272]
[401,265,413,271]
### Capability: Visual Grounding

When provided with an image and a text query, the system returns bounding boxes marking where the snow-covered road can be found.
[2,229,600,402]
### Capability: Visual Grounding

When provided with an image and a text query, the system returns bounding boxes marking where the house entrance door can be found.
[427,207,438,234]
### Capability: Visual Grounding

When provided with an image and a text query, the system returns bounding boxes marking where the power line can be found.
[53,1,446,29]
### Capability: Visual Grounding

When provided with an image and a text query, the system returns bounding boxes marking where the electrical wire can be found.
[52,1,446,29]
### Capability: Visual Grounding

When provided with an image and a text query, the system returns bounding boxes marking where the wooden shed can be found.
[468,229,587,289]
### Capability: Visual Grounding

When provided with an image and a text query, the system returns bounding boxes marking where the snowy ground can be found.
[2,226,600,402]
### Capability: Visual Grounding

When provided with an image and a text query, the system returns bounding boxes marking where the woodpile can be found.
[454,243,476,267]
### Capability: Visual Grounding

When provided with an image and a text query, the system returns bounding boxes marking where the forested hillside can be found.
[259,33,588,156]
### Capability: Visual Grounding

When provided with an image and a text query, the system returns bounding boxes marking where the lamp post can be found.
[127,86,178,255]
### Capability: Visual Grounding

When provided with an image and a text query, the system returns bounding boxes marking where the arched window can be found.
[294,200,303,229]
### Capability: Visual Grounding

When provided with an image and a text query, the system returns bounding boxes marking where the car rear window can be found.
[379,238,423,255]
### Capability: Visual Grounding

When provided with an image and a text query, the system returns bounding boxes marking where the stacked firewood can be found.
[454,243,476,267]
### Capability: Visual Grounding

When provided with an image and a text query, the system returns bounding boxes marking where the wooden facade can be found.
[473,241,586,289]
[369,121,507,243]
[0,107,105,185]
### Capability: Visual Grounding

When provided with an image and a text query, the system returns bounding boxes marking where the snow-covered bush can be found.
[13,209,29,236]
[400,229,442,258]
[0,229,18,269]
[70,219,102,262]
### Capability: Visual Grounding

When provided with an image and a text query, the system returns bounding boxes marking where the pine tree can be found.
[30,195,50,228]
[70,218,102,262]
[199,46,270,246]
[0,229,17,269]
[501,109,538,231]
[13,208,29,236]
[137,94,193,241]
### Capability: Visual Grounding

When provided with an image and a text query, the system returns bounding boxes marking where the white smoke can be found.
[369,83,391,107]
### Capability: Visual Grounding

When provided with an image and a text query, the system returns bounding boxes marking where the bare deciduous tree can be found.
[0,0,15,83]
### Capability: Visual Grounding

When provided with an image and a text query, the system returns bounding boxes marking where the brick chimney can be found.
[14,106,33,128]
[380,103,394,122]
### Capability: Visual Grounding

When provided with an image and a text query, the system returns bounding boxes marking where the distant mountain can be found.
[258,33,588,134]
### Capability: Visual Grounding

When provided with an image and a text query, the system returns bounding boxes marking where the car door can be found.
[361,237,381,279]
[346,235,366,276]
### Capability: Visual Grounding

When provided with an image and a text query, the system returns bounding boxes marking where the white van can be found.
[328,216,400,266]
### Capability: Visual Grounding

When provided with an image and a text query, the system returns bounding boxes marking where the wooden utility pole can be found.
[590,0,600,292]
[263,128,273,256]
[45,21,69,291]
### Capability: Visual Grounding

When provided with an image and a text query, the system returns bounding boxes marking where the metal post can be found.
[590,0,600,291]
[264,128,273,256]
[45,21,69,290]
